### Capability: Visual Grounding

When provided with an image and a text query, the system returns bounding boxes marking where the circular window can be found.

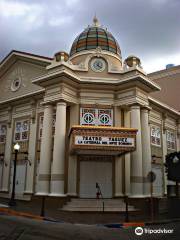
[83,113,94,124]
[99,113,110,124]
[11,78,21,92]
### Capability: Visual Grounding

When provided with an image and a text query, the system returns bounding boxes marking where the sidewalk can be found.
[0,197,180,226]
[0,204,9,208]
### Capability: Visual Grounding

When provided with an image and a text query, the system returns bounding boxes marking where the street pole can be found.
[40,196,46,217]
[176,181,179,198]
[150,180,154,222]
[124,195,129,222]
[8,149,18,206]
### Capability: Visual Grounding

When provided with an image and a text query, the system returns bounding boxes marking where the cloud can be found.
[0,0,42,18]
[49,16,73,27]
[0,0,179,73]
[143,53,180,73]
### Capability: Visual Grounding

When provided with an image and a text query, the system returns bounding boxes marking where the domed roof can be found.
[70,17,121,57]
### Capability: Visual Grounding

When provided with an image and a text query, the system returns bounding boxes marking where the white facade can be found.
[0,20,180,202]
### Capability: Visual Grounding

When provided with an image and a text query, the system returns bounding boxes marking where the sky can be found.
[0,0,180,73]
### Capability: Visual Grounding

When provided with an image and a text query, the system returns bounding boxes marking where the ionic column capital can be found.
[176,120,180,136]
[56,101,67,107]
[42,103,53,109]
[130,104,141,110]
[141,105,152,112]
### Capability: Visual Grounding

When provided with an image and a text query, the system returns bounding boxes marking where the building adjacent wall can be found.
[149,66,180,111]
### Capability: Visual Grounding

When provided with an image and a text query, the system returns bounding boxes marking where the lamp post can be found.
[8,143,20,206]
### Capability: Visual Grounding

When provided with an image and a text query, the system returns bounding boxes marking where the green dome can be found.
[70,19,121,57]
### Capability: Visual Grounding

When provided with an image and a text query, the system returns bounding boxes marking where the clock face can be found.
[91,58,106,72]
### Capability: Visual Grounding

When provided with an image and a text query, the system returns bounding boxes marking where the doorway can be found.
[79,156,113,198]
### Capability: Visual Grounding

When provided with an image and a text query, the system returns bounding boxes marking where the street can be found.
[0,215,180,240]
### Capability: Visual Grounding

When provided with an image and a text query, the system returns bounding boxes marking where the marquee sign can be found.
[75,135,135,148]
[70,125,137,155]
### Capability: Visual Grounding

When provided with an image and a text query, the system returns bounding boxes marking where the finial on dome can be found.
[93,14,100,27]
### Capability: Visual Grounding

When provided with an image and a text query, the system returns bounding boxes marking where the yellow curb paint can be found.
[0,207,44,221]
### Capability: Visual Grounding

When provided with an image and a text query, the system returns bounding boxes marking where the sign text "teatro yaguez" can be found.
[75,136,135,147]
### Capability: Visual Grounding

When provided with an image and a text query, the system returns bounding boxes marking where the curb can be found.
[102,219,180,229]
[0,207,45,221]
[102,222,145,229]
[1,207,180,227]
[0,207,64,223]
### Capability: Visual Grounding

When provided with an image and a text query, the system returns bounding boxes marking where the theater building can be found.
[0,18,179,208]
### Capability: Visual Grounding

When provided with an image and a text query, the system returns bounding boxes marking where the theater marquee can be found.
[70,125,137,155]
[75,135,135,147]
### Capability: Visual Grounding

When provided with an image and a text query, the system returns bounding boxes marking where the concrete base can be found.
[48,193,67,197]
[61,198,137,212]
[35,192,49,196]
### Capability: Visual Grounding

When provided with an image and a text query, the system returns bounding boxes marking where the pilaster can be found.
[141,107,152,196]
[124,109,131,196]
[1,107,13,192]
[24,101,38,194]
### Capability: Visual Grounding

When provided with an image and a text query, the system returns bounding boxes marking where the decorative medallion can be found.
[11,78,21,92]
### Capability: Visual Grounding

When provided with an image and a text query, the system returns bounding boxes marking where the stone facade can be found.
[0,20,179,202]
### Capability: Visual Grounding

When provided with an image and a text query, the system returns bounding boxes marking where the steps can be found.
[61,198,137,212]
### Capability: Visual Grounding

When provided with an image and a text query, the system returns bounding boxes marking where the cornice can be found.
[148,65,180,80]
[0,89,44,105]
[32,67,81,85]
[0,50,52,67]
[0,50,52,78]
[69,49,121,62]
[149,96,180,116]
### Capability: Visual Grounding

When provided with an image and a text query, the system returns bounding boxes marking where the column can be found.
[68,104,79,196]
[130,105,143,197]
[162,117,168,195]
[114,106,123,197]
[50,102,66,196]
[24,114,38,194]
[1,123,13,192]
[124,109,131,196]
[36,104,53,195]
[141,108,151,196]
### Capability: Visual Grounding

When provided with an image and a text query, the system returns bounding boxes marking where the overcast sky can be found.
[0,0,179,73]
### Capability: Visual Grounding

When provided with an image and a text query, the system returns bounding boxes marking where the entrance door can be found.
[152,166,163,196]
[79,158,112,198]
[10,162,26,198]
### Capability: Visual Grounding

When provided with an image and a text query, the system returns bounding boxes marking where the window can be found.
[80,108,113,126]
[97,109,113,126]
[38,116,44,139]
[0,124,7,143]
[151,126,161,146]
[38,114,56,139]
[80,108,96,126]
[14,120,29,142]
[166,130,176,150]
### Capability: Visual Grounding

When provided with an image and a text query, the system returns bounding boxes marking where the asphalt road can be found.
[0,215,180,240]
